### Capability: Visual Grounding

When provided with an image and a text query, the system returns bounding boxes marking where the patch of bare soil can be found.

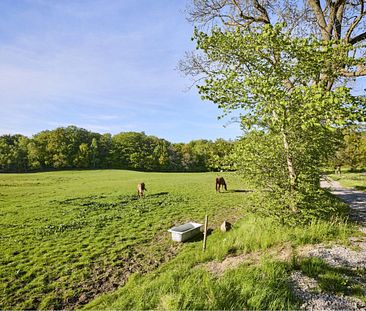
[199,243,294,277]
[60,236,182,310]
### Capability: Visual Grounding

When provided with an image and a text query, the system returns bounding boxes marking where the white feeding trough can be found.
[168,222,203,242]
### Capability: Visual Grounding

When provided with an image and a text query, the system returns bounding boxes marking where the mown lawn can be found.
[0,170,252,310]
[329,172,366,191]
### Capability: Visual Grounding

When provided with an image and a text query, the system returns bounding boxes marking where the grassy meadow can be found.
[0,170,358,310]
[0,170,252,310]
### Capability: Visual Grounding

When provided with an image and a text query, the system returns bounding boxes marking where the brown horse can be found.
[216,177,227,192]
[137,182,147,197]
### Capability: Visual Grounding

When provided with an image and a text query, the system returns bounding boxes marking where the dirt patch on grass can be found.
[199,243,294,277]
[61,237,183,310]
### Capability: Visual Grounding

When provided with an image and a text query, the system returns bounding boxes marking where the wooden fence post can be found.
[203,215,208,252]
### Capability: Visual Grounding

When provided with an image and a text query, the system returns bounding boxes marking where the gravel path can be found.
[290,178,366,310]
[321,178,366,223]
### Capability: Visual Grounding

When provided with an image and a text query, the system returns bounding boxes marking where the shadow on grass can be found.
[185,228,214,243]
[297,257,366,298]
[355,186,366,192]
[220,189,252,193]
[147,192,169,197]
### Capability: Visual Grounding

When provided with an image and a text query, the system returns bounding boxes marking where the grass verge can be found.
[83,208,355,310]
[329,172,366,191]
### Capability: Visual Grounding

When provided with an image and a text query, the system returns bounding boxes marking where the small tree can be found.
[91,138,98,169]
[182,23,366,211]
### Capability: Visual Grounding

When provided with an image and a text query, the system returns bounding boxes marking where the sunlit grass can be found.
[0,170,250,310]
[329,172,366,191]
[0,170,357,310]
[84,213,355,310]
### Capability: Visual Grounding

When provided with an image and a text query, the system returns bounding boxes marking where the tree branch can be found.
[349,31,366,44]
[325,0,345,39]
[253,0,271,24]
[229,0,271,26]
[335,1,345,39]
[340,65,366,77]
[308,0,329,40]
[345,0,365,43]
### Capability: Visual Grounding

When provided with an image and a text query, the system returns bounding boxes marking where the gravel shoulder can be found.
[290,178,366,310]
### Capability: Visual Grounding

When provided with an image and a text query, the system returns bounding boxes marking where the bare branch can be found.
[325,0,346,39]
[179,51,212,77]
[253,0,271,24]
[187,0,273,30]
[340,65,366,77]
[227,0,271,26]
[345,0,365,43]
[349,30,366,44]
[334,1,346,39]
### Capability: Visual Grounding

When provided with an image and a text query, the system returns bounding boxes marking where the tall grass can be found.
[84,212,355,310]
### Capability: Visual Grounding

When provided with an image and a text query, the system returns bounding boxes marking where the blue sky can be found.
[1,1,365,143]
[0,0,243,143]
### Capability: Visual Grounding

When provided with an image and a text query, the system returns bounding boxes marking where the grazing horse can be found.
[216,177,227,192]
[137,182,147,197]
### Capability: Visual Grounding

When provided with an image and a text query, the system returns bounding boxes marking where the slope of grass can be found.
[83,212,354,310]
[1,170,357,310]
[0,170,251,310]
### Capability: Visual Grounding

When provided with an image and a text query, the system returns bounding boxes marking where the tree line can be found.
[1,125,365,174]
[330,126,366,172]
[0,126,234,173]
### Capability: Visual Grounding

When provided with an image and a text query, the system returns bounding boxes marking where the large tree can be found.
[182,0,366,202]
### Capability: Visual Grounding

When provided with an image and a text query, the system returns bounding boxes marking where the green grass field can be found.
[0,170,253,310]
[329,172,366,191]
[0,170,358,310]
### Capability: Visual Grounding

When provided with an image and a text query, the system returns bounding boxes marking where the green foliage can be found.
[229,129,346,215]
[230,131,289,190]
[251,188,350,226]
[193,23,366,212]
[329,127,366,171]
[0,127,234,172]
[195,24,365,128]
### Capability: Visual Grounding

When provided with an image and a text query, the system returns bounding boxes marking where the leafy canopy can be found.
[194,24,365,132]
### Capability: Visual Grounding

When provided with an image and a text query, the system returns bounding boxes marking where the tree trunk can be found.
[282,132,297,192]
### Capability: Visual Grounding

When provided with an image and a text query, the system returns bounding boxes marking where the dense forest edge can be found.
[1,125,366,174]
[0,125,234,173]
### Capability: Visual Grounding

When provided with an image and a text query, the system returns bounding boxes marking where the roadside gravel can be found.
[290,178,366,310]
